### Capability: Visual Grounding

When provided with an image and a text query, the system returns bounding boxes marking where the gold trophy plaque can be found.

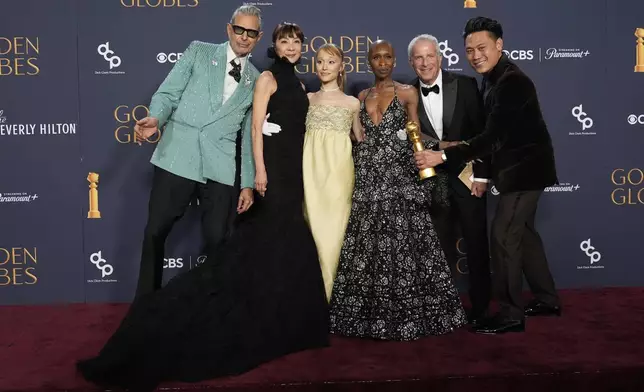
[406,121,437,180]
[464,0,477,8]
[458,162,474,191]
[87,172,101,219]
[635,28,644,72]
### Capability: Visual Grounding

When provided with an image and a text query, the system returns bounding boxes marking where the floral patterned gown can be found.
[328,86,467,341]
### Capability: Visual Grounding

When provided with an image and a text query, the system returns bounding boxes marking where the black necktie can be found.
[421,84,440,96]
[228,59,241,83]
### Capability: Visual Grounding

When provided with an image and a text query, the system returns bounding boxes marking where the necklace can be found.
[320,86,340,92]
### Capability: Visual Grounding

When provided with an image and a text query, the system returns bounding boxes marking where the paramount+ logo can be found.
[120,0,198,7]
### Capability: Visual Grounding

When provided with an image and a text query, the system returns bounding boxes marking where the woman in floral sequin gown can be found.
[329,40,467,341]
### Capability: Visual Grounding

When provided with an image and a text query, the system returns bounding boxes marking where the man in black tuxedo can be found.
[416,17,561,334]
[408,34,491,325]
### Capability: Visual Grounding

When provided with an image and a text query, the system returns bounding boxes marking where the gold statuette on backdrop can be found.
[87,172,101,219]
[635,28,644,72]
[464,0,477,8]
[405,121,437,180]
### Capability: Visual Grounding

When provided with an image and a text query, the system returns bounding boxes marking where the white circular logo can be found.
[579,239,601,264]
[628,114,637,125]
[627,114,644,125]
[156,52,168,63]
[97,42,121,69]
[572,104,593,130]
[90,251,113,277]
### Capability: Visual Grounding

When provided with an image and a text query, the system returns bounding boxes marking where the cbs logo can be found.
[163,258,184,268]
[503,49,534,61]
[157,52,183,64]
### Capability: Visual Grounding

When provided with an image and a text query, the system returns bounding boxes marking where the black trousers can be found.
[135,166,237,297]
[490,190,559,319]
[431,184,491,316]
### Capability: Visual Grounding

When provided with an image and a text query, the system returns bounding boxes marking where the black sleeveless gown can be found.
[76,56,329,391]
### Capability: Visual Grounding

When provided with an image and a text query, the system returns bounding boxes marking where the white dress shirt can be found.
[420,70,444,141]
[222,43,248,104]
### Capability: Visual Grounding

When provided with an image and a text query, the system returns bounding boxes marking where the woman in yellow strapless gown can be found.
[303,44,363,301]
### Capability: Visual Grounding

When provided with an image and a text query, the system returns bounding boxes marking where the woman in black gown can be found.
[76,22,329,391]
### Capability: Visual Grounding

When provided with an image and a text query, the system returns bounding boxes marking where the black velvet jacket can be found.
[445,54,558,193]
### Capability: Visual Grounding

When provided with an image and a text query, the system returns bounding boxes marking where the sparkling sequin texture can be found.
[148,41,259,188]
[329,91,467,341]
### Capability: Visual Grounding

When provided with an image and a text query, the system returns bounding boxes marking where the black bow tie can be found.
[229,59,241,83]
[421,84,440,96]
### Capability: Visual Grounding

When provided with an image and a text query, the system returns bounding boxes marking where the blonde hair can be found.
[316,43,346,91]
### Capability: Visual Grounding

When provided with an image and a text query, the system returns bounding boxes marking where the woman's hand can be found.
[255,169,268,197]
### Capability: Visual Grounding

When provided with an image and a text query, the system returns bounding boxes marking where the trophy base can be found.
[635,65,644,72]
[419,167,437,180]
[464,0,477,8]
[88,211,101,219]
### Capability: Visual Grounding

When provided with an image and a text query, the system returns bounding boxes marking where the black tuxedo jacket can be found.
[414,70,490,195]
[445,55,558,193]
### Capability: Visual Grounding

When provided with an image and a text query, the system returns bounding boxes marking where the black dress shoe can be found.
[524,300,562,317]
[467,310,488,327]
[472,315,525,335]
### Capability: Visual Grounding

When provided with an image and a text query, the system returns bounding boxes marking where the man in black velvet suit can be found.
[415,17,561,334]
[407,34,491,325]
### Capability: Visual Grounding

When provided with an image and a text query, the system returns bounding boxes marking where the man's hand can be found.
[414,150,445,170]
[262,114,281,136]
[471,181,488,198]
[134,117,160,146]
[237,188,254,213]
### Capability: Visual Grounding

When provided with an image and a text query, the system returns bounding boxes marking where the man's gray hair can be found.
[407,34,441,60]
[230,5,263,30]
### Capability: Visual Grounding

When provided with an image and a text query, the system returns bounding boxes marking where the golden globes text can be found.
[611,168,643,205]
[455,238,469,275]
[0,247,37,286]
[0,37,39,76]
[296,35,380,75]
[120,0,198,7]
[114,105,160,144]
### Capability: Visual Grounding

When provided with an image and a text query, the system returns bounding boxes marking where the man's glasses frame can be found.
[230,24,260,39]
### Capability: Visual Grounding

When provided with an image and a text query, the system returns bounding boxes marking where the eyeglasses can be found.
[230,24,260,39]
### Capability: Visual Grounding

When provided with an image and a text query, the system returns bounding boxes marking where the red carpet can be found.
[2,288,644,391]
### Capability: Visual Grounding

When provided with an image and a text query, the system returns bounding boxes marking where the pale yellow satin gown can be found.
[303,104,355,301]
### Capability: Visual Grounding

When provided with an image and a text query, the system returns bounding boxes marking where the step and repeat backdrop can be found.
[0,0,642,305]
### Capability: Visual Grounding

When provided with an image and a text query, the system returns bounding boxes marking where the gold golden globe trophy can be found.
[405,121,437,180]
[635,28,644,72]
[464,0,477,8]
[87,172,101,219]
